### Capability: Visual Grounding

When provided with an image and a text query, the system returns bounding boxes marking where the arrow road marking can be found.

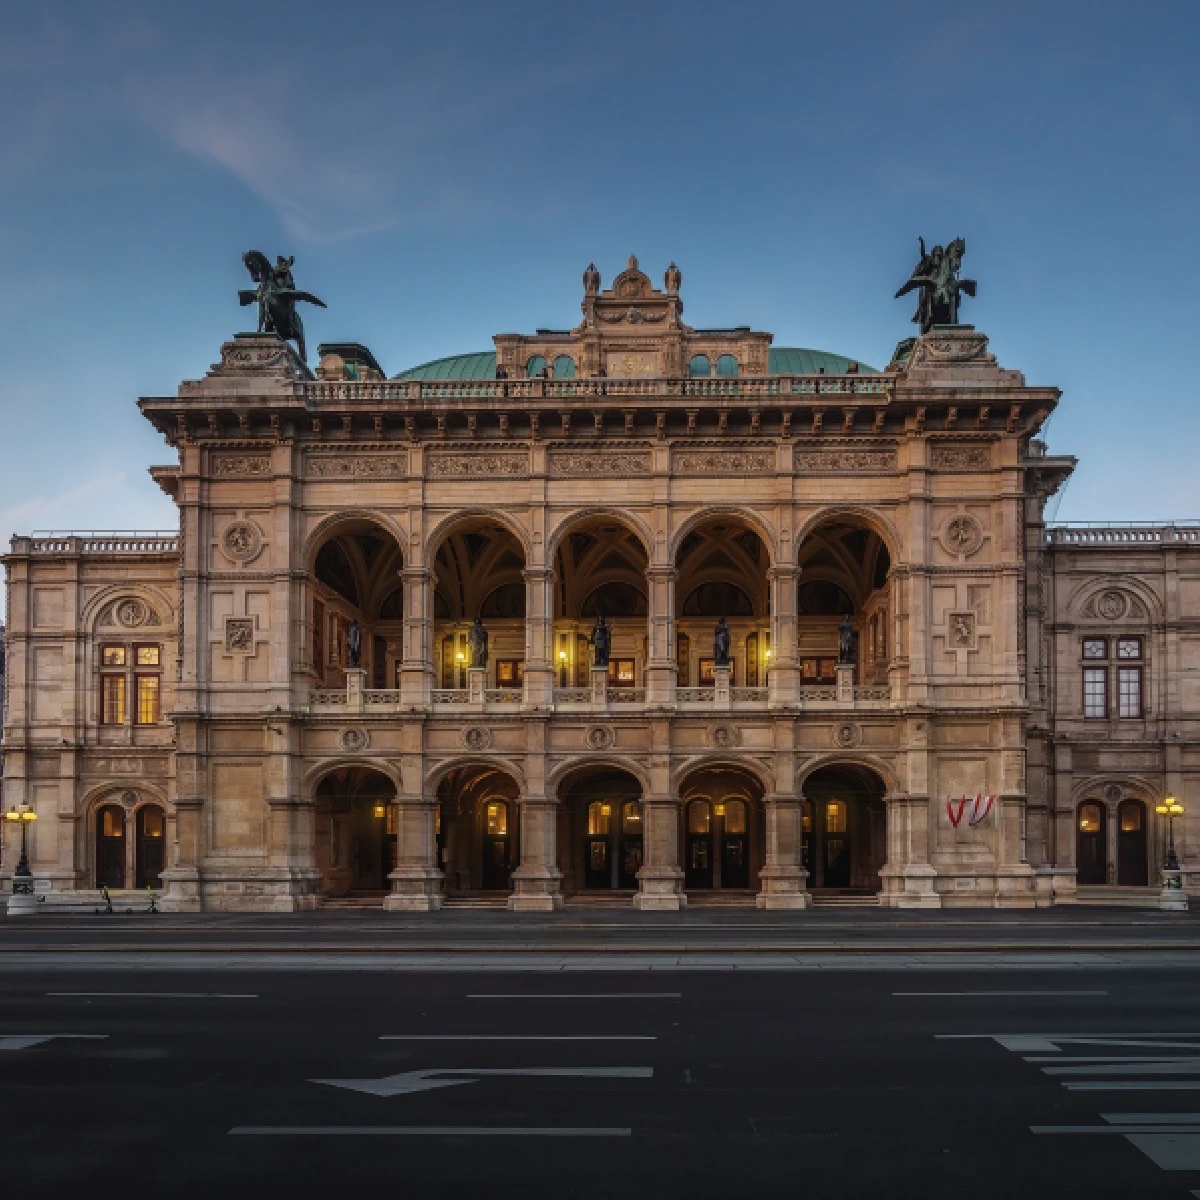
[0,1034,108,1052]
[311,1066,653,1097]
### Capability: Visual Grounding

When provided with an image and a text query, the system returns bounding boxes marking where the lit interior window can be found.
[485,801,507,837]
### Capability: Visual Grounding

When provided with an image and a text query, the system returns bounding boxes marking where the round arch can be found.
[304,509,408,572]
[1065,576,1163,623]
[423,508,533,571]
[545,507,654,566]
[305,757,403,797]
[549,755,652,798]
[672,754,775,796]
[792,506,902,567]
[423,754,528,797]
[668,506,778,569]
[79,583,177,633]
[796,753,900,796]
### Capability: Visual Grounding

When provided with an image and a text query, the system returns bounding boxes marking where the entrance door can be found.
[481,799,512,890]
[618,801,643,888]
[584,800,612,889]
[719,799,749,889]
[1076,802,1106,885]
[685,800,713,889]
[135,806,165,889]
[1117,800,1148,886]
[96,805,126,889]
[823,799,851,889]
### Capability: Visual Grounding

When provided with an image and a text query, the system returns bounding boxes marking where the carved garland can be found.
[308,454,408,479]
[549,450,651,477]
[674,449,774,476]
[794,448,897,473]
[428,451,528,478]
[212,453,271,477]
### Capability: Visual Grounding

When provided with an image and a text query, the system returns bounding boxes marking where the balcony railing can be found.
[15,531,180,555]
[1047,522,1200,545]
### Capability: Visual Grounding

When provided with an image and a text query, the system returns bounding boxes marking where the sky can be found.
[2,0,1199,608]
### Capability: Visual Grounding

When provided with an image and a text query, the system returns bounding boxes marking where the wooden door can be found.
[584,801,612,889]
[1117,800,1148,886]
[481,800,511,890]
[96,805,126,889]
[1077,802,1106,885]
[719,799,749,889]
[684,801,713,889]
[135,806,165,889]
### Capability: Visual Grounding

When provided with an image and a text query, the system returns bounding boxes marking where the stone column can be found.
[384,796,443,911]
[160,799,203,912]
[523,567,555,707]
[509,795,564,911]
[399,566,434,707]
[768,565,799,706]
[644,566,677,706]
[634,796,685,909]
[756,792,811,908]
[878,793,941,908]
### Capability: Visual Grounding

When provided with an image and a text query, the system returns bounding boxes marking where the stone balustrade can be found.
[1047,523,1200,545]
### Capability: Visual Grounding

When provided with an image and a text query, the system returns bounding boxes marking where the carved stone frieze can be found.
[211,336,308,379]
[220,520,265,565]
[307,453,407,480]
[1082,588,1147,621]
[212,453,271,477]
[794,447,897,473]
[428,450,528,479]
[548,449,650,477]
[674,449,774,476]
[931,444,991,471]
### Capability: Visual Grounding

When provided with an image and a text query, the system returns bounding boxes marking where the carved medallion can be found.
[116,598,151,628]
[220,520,264,565]
[224,617,255,654]
[1096,590,1127,621]
[1104,784,1123,803]
[708,723,740,749]
[462,726,493,751]
[340,728,370,752]
[585,725,615,751]
[832,722,863,749]
[940,513,984,557]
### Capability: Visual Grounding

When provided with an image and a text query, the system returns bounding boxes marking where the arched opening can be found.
[688,354,711,377]
[557,766,644,893]
[801,765,887,893]
[314,767,397,897]
[525,354,548,378]
[308,518,405,690]
[1076,800,1107,885]
[1117,799,1148,886]
[552,354,576,379]
[432,520,527,692]
[135,805,166,889]
[553,517,649,693]
[675,518,770,689]
[96,804,126,889]
[437,765,521,894]
[715,354,738,377]
[795,517,892,688]
[678,764,765,893]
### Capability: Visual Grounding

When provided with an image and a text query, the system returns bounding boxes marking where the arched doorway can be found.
[437,765,521,895]
[314,767,397,897]
[801,765,887,893]
[1117,799,1148,886]
[678,764,764,892]
[1076,801,1106,886]
[308,518,405,690]
[558,767,644,893]
[96,804,126,888]
[135,805,166,889]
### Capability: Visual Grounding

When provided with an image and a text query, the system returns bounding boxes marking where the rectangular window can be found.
[800,657,839,684]
[101,675,126,725]
[745,634,759,688]
[102,645,126,667]
[312,599,325,670]
[1117,666,1142,718]
[495,659,524,688]
[1083,667,1108,718]
[1117,637,1143,660]
[607,659,636,685]
[1082,638,1108,660]
[135,675,160,725]
[135,645,160,667]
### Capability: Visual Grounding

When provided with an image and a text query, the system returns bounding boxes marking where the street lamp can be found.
[1156,795,1185,874]
[5,804,38,915]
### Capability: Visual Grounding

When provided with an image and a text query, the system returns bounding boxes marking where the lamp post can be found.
[5,804,38,917]
[1155,795,1187,910]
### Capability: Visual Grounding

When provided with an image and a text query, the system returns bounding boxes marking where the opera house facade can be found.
[2,255,1197,911]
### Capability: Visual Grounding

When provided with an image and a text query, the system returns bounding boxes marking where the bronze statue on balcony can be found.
[591,615,611,669]
[239,251,326,363]
[714,617,731,667]
[894,237,976,332]
[468,617,489,669]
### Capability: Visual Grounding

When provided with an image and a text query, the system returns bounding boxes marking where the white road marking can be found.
[380,1034,655,1041]
[1103,1113,1200,1124]
[468,993,681,999]
[1033,1125,1200,1134]
[938,1034,1200,1053]
[231,1126,632,1137]
[47,992,257,999]
[0,1034,107,1051]
[1063,1082,1200,1091]
[1045,1061,1200,1076]
[1034,1114,1200,1169]
[897,990,1106,997]
[312,1066,654,1097]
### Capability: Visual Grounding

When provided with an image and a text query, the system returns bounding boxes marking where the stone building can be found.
[2,256,1197,910]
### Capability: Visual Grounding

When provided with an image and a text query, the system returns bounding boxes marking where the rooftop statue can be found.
[894,237,976,333]
[239,251,326,363]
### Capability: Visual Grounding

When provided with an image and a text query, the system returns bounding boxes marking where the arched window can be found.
[525,355,548,378]
[580,582,648,618]
[688,354,711,377]
[797,580,855,616]
[552,355,576,379]
[480,583,526,618]
[715,354,738,377]
[681,581,755,617]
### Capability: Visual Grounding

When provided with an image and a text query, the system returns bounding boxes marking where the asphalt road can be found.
[6,963,1200,1199]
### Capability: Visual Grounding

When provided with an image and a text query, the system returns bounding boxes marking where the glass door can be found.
[135,806,165,889]
[823,799,850,888]
[584,801,612,888]
[618,801,643,888]
[481,800,511,890]
[96,805,126,889]
[685,800,713,889]
[1076,802,1106,885]
[719,799,749,888]
[1116,800,1147,886]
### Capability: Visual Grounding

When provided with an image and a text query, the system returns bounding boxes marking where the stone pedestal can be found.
[756,795,811,909]
[633,797,685,909]
[508,798,564,911]
[836,662,854,705]
[384,799,444,912]
[6,890,37,916]
[467,666,486,707]
[591,666,609,707]
[713,664,731,709]
[345,667,366,711]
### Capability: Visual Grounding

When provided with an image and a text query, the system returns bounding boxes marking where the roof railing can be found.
[1046,523,1200,545]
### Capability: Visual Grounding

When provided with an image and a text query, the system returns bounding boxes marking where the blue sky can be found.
[2,0,1198,581]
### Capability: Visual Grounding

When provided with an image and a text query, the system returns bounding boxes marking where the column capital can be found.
[767,564,799,582]
[400,565,433,583]
[645,564,678,581]
[522,566,555,583]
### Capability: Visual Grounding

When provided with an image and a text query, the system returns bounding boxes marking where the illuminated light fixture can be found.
[600,803,611,817]
[373,803,387,820]
[1156,794,1185,875]
[558,650,567,661]
[455,651,465,663]
[715,803,726,817]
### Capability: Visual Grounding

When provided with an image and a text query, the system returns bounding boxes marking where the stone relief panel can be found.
[428,449,529,479]
[931,444,992,471]
[674,448,774,476]
[462,726,493,751]
[939,513,985,558]
[97,597,164,629]
[1081,588,1148,622]
[548,449,650,477]
[832,721,863,748]
[219,520,265,566]
[948,612,977,650]
[708,723,740,749]
[585,725,615,750]
[224,617,256,654]
[340,727,370,752]
[212,453,271,477]
[307,452,408,479]
[794,447,897,473]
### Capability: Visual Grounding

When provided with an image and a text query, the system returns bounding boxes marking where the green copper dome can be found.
[393,347,876,380]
